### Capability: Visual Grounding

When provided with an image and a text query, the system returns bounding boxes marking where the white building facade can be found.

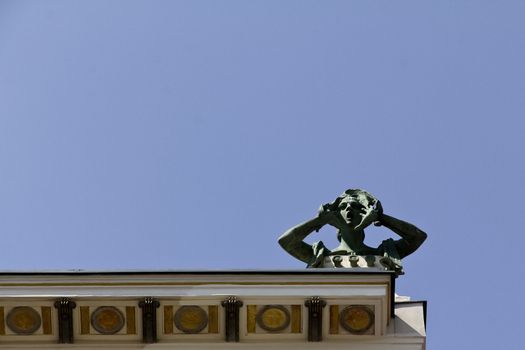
[0,270,426,349]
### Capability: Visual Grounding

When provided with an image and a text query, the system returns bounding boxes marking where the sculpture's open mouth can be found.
[342,211,361,229]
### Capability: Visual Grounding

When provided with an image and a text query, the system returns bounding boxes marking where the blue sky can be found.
[1,1,524,348]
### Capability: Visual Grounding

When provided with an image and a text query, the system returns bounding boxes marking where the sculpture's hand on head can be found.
[353,200,384,231]
[373,201,384,227]
[316,204,346,231]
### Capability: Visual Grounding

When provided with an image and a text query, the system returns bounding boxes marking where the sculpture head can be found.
[323,189,379,234]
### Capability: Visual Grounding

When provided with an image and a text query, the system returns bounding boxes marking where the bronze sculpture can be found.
[278,189,427,273]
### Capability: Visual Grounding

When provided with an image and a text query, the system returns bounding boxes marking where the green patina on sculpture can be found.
[278,189,427,273]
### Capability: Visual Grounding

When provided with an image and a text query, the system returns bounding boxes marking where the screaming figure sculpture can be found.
[278,189,427,274]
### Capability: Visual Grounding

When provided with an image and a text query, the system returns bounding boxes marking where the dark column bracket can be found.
[305,296,326,342]
[221,296,243,342]
[54,298,76,344]
[138,297,160,343]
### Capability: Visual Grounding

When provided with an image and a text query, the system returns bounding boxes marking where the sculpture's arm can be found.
[278,209,346,264]
[378,214,427,258]
[278,215,330,264]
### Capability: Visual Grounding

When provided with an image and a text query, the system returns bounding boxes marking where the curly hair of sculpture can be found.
[277,189,427,273]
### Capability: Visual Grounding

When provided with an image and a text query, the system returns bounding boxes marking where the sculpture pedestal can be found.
[318,255,404,275]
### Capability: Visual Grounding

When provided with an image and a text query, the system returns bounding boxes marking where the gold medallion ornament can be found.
[174,306,208,334]
[6,307,41,335]
[91,306,125,335]
[256,305,290,332]
[339,305,374,334]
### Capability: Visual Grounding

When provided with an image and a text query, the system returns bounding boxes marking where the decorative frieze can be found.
[0,271,401,345]
[0,299,383,342]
